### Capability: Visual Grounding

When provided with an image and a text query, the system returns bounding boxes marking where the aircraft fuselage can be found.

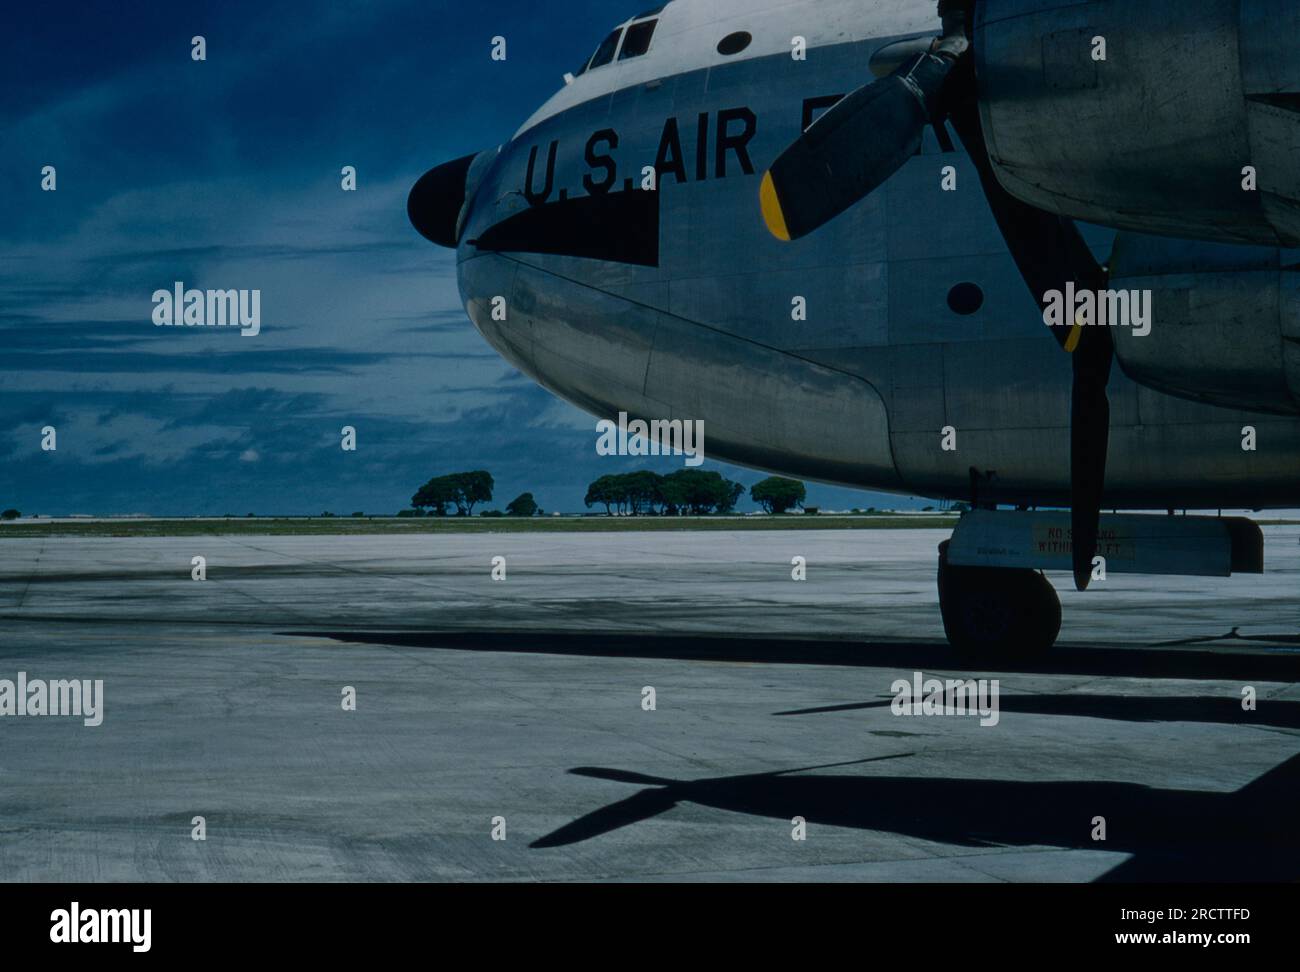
[445,2,1300,509]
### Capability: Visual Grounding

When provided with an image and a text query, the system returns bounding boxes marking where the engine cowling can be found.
[975,0,1300,248]
[1108,234,1300,414]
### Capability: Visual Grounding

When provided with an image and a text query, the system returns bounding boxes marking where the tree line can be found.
[409,471,540,517]
[584,471,807,516]
[405,470,808,518]
[1,472,808,522]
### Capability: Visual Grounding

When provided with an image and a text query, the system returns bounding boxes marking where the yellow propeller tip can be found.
[760,172,792,242]
[1065,319,1085,353]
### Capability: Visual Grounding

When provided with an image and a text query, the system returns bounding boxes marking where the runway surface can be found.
[1,527,1298,882]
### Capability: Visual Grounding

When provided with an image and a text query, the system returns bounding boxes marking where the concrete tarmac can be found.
[0,527,1297,882]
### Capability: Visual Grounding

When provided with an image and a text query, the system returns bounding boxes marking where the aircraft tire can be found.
[937,540,1061,657]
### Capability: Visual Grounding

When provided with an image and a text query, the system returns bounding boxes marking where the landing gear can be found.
[937,540,1061,657]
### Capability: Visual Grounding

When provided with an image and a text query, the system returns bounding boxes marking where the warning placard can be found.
[1031,524,1137,562]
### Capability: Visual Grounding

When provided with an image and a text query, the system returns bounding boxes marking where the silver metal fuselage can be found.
[452,1,1300,509]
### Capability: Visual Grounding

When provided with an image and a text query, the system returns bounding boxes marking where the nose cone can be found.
[408,153,477,248]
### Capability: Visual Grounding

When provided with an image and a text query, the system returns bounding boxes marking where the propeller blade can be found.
[529,788,677,848]
[945,66,1114,590]
[945,90,1107,350]
[760,51,958,241]
[1070,329,1114,591]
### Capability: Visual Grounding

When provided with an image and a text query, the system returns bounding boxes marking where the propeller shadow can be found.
[530,753,1300,882]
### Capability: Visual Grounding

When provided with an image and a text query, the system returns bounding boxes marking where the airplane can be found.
[408,0,1300,658]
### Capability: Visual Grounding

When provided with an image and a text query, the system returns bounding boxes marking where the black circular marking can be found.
[947,282,984,316]
[717,31,752,56]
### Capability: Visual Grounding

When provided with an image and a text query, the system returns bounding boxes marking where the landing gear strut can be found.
[937,540,1061,657]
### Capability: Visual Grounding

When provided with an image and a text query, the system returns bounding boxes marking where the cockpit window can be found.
[619,19,657,60]
[587,28,623,71]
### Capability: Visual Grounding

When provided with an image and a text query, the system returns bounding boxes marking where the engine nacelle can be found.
[975,0,1300,248]
[1108,234,1300,414]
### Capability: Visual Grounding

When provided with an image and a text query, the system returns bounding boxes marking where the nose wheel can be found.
[937,540,1061,657]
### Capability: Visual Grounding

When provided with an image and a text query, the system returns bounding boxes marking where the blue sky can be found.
[1,0,920,516]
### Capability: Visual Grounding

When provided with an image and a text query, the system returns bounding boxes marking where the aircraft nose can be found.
[408,153,478,248]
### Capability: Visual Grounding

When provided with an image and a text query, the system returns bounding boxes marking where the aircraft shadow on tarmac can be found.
[296,629,1300,682]
[528,754,1300,882]
[293,629,1300,879]
[775,695,1300,729]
